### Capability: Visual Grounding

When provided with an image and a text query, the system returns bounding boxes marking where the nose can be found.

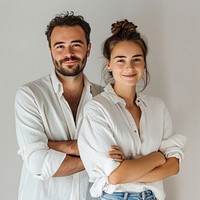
[64,46,74,58]
[126,61,135,70]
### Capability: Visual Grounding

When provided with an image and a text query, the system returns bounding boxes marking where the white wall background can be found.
[0,0,199,199]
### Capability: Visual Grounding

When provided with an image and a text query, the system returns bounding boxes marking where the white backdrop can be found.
[0,0,199,199]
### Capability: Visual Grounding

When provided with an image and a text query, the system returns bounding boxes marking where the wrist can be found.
[66,140,79,156]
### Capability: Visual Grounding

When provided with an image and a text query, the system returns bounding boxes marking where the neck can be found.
[56,71,84,94]
[56,72,84,121]
[114,83,141,133]
[113,84,137,108]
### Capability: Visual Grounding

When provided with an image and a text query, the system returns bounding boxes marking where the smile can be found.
[62,60,78,65]
[122,74,137,78]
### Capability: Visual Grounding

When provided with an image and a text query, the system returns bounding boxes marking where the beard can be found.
[53,54,87,77]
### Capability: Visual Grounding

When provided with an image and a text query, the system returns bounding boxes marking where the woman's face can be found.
[108,40,145,88]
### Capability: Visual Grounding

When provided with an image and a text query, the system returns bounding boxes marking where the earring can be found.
[108,67,112,72]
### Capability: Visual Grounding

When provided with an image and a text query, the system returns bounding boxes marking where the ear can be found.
[87,43,91,57]
[106,60,112,71]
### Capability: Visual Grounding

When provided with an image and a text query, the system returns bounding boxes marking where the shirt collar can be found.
[135,93,147,107]
[104,84,125,105]
[104,83,147,107]
[51,70,63,96]
[50,70,92,97]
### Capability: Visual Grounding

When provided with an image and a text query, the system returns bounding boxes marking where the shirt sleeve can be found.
[15,86,66,180]
[78,100,120,193]
[159,102,187,163]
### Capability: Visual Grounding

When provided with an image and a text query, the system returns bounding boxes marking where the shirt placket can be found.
[123,105,141,157]
[59,95,76,140]
[57,86,92,200]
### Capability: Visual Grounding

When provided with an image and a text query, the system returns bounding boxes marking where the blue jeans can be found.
[100,190,157,200]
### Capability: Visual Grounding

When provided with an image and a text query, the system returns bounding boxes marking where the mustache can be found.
[60,56,80,64]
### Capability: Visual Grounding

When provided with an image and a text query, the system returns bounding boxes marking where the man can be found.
[15,11,103,200]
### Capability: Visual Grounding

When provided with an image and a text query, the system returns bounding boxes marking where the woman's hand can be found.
[109,145,126,163]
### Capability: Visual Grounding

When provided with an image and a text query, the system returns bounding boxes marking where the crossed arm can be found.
[49,141,179,183]
[48,140,84,177]
[108,145,179,185]
[135,157,179,183]
[48,142,128,177]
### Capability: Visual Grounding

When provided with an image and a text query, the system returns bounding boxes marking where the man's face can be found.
[50,25,91,77]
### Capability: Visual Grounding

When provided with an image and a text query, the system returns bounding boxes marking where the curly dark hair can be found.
[45,11,91,47]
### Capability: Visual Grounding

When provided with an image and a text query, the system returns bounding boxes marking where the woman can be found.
[78,19,186,200]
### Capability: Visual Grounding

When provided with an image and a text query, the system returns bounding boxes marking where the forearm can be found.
[53,155,84,177]
[48,140,79,156]
[136,157,179,183]
[108,151,165,184]
[48,140,84,177]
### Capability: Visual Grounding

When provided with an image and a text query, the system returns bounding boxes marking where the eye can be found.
[55,44,65,49]
[133,58,141,62]
[72,43,82,48]
[117,59,125,63]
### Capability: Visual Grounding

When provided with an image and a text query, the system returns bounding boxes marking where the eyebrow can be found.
[53,41,64,47]
[71,40,84,44]
[53,40,84,47]
[114,54,143,59]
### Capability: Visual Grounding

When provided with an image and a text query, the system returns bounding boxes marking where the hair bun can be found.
[111,19,137,34]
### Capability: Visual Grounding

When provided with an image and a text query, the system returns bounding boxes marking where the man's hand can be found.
[48,140,80,156]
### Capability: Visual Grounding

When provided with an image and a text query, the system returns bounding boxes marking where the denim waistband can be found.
[101,190,156,200]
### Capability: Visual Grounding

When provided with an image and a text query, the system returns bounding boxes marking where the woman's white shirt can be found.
[78,84,186,200]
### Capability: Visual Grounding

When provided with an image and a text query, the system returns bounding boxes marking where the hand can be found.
[48,140,79,156]
[109,145,126,163]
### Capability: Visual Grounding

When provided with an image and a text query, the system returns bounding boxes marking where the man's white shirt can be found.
[15,71,102,200]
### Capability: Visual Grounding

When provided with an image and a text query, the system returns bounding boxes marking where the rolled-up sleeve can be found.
[15,87,66,180]
[159,103,187,163]
[160,134,186,163]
